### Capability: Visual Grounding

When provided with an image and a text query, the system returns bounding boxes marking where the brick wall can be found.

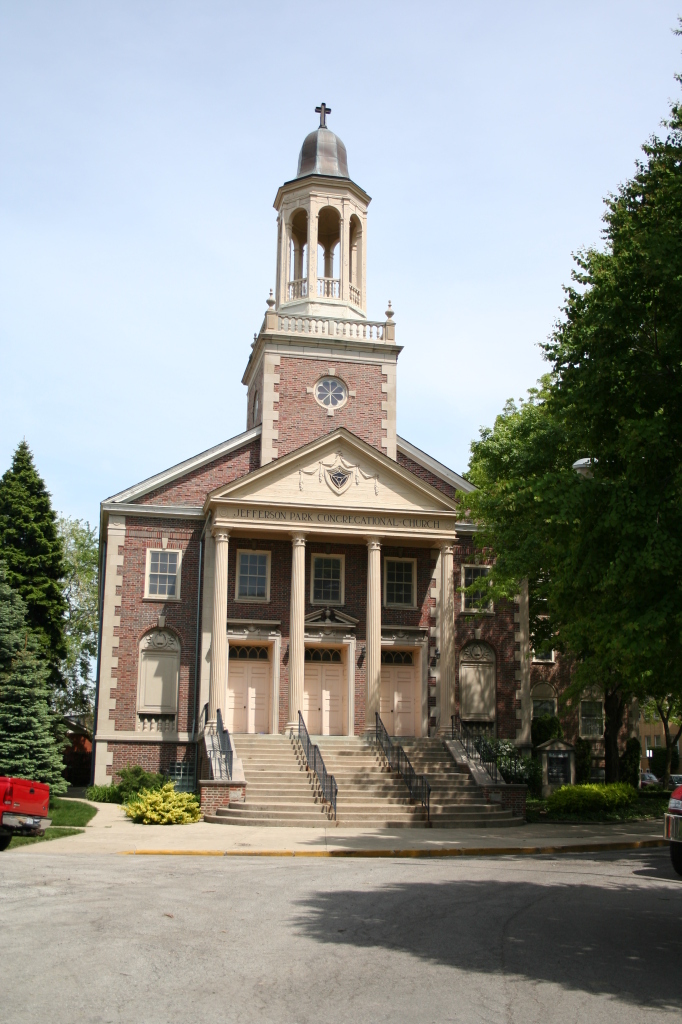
[138,439,260,505]
[200,781,246,814]
[114,516,203,734]
[275,356,386,458]
[397,450,462,503]
[482,784,527,819]
[108,742,193,780]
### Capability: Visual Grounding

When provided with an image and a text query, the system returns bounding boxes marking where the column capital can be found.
[366,536,382,552]
[212,526,230,542]
[440,541,455,556]
[291,533,307,548]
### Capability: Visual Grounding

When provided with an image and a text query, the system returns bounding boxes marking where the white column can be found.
[287,533,307,729]
[439,542,455,735]
[208,528,229,724]
[365,537,382,732]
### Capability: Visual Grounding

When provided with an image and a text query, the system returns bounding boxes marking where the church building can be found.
[92,106,532,795]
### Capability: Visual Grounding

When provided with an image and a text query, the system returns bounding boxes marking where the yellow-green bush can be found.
[125,783,201,825]
[547,782,637,816]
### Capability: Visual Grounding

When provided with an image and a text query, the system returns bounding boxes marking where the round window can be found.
[315,377,347,409]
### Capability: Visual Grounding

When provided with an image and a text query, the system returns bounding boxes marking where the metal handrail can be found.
[375,713,431,824]
[216,708,234,780]
[297,712,337,820]
[451,715,528,784]
[199,702,208,734]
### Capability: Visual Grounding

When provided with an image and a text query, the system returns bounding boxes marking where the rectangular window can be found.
[532,698,557,719]
[146,549,182,600]
[384,558,416,607]
[645,737,652,756]
[236,551,270,602]
[580,700,604,738]
[532,649,555,663]
[654,735,662,747]
[311,555,344,605]
[462,565,492,611]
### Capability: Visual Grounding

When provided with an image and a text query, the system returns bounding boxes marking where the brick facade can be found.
[275,357,386,458]
[138,439,260,505]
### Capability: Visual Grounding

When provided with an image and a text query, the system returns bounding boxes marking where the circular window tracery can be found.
[314,377,347,409]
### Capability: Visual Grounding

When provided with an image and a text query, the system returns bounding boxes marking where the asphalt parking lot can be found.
[1,847,680,1024]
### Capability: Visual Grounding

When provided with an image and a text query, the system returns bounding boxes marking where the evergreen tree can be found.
[0,562,67,792]
[0,441,67,695]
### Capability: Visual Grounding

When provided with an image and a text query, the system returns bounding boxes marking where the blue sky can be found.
[1,1,681,530]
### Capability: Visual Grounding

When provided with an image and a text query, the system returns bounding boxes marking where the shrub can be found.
[86,765,167,804]
[547,782,637,816]
[619,737,641,787]
[125,783,201,825]
[650,745,680,779]
[531,715,563,748]
[574,738,592,784]
[477,739,543,796]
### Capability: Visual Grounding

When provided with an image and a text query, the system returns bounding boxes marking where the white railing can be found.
[317,277,340,298]
[287,279,308,300]
[349,284,361,307]
[276,315,386,340]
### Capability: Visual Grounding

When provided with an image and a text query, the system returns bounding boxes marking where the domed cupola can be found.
[296,104,349,178]
[272,103,371,320]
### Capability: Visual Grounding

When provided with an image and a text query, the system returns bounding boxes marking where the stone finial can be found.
[385,300,394,320]
[266,289,275,309]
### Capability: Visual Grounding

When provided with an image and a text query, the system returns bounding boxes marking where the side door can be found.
[393,666,415,737]
[380,665,394,731]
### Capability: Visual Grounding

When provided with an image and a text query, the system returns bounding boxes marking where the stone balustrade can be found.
[276,314,387,341]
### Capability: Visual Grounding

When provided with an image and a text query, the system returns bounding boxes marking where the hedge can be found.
[547,782,637,816]
[125,784,201,825]
[86,765,167,804]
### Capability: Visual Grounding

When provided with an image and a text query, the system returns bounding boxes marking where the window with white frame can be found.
[311,555,345,605]
[531,683,557,718]
[579,699,604,738]
[645,736,653,757]
[384,558,416,608]
[145,549,182,600]
[461,565,492,612]
[236,550,271,602]
[532,648,555,663]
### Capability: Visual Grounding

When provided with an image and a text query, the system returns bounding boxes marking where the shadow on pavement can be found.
[293,852,682,1009]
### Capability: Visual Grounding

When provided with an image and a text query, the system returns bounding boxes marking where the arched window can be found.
[229,646,269,660]
[349,214,362,307]
[305,648,342,662]
[288,209,308,300]
[531,682,557,719]
[459,643,496,724]
[317,206,340,297]
[381,650,413,665]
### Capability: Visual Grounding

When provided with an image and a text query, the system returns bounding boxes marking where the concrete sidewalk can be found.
[9,801,668,858]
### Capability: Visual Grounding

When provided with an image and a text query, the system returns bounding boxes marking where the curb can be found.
[119,838,668,858]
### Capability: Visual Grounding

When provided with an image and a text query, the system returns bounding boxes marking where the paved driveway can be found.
[1,847,680,1023]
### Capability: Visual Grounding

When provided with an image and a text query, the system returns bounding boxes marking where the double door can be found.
[226,661,270,733]
[380,664,415,736]
[303,663,343,735]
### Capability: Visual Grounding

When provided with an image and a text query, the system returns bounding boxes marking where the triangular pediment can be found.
[206,429,459,514]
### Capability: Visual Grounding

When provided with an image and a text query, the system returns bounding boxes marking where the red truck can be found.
[665,783,682,877]
[0,777,51,851]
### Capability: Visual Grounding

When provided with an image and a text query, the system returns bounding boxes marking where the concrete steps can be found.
[204,734,331,827]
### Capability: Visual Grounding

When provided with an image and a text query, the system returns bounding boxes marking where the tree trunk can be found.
[603,688,625,783]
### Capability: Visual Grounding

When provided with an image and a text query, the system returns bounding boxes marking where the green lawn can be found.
[526,791,670,824]
[8,827,84,849]
[49,797,98,827]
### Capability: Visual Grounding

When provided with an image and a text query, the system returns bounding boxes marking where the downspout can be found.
[191,513,211,784]
[89,535,107,786]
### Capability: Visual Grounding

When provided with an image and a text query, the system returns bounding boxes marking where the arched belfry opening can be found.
[272,104,370,319]
[317,206,340,298]
[288,208,308,301]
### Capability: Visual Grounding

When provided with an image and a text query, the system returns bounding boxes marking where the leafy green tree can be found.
[57,517,99,718]
[620,737,642,788]
[467,71,682,780]
[0,441,67,695]
[0,562,67,792]
[640,694,682,786]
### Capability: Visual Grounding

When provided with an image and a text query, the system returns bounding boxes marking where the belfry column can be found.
[208,528,230,724]
[365,537,382,731]
[438,542,455,734]
[287,533,307,729]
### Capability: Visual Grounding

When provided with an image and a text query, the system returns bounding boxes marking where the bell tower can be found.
[243,105,400,466]
[273,103,369,320]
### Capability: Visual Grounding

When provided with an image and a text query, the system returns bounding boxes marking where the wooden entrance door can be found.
[303,665,322,735]
[380,661,416,737]
[226,648,270,733]
[322,665,343,736]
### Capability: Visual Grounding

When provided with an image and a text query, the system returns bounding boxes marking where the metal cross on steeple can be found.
[315,102,331,128]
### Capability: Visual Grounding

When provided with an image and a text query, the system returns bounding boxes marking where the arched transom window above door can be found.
[305,648,342,662]
[229,646,269,660]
